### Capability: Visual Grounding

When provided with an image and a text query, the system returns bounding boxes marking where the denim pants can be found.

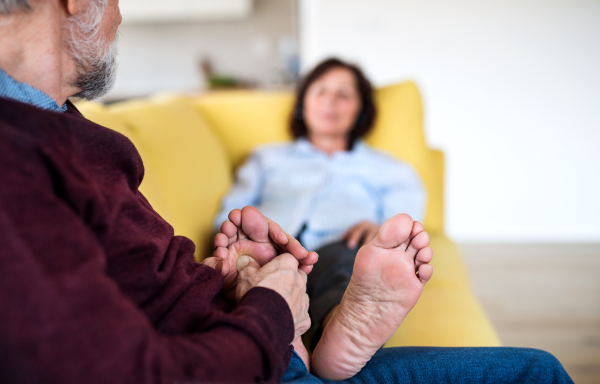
[304,241,356,349]
[282,347,573,383]
[296,241,573,383]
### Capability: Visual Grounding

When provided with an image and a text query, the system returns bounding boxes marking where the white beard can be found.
[64,0,118,101]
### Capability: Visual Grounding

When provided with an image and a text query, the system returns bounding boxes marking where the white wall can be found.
[300,0,600,242]
[105,0,297,101]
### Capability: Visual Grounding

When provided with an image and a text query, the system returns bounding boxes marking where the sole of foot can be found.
[212,207,282,289]
[312,214,433,380]
[211,206,316,297]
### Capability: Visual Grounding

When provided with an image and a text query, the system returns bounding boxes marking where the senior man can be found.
[0,0,318,383]
[0,0,574,383]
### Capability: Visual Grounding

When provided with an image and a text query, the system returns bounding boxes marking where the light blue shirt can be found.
[214,138,427,251]
[0,67,67,112]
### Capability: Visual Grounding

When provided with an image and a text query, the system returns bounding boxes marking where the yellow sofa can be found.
[75,81,501,348]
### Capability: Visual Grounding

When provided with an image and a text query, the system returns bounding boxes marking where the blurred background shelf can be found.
[120,0,253,24]
[106,0,299,101]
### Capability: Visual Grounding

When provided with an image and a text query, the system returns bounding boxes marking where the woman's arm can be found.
[380,162,427,224]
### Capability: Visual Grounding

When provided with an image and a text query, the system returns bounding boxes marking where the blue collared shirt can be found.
[0,67,67,112]
[214,138,427,251]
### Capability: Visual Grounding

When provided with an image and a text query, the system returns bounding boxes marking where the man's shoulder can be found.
[0,96,143,173]
[0,98,43,148]
[0,105,54,185]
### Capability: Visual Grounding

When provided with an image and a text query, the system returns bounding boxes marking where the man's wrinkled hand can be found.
[236,254,311,342]
[209,207,318,304]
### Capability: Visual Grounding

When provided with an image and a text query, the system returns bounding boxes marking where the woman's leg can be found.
[282,347,574,384]
[305,241,357,350]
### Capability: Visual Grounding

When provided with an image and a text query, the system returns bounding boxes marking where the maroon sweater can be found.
[0,97,294,384]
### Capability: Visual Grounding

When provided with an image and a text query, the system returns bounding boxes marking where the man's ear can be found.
[63,0,80,16]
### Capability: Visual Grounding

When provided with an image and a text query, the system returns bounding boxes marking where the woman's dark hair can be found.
[290,58,377,148]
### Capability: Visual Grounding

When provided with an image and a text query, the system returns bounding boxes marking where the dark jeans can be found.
[305,241,356,350]
[282,348,573,383]
[299,241,573,383]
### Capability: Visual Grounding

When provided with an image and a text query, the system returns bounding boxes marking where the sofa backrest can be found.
[77,96,231,258]
[368,82,444,234]
[193,82,444,235]
[76,81,444,260]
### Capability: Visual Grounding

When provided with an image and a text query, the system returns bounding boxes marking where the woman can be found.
[212,59,570,382]
[214,58,427,349]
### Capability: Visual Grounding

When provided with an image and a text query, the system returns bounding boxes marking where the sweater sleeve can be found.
[0,128,294,384]
[0,191,294,384]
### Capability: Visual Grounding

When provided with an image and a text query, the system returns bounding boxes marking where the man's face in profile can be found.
[66,0,122,100]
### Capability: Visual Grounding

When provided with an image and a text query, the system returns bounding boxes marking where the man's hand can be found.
[344,221,380,248]
[236,254,311,342]
[202,206,318,303]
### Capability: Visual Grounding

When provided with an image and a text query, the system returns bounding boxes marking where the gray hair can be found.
[0,0,30,14]
[1,0,117,100]
[64,0,117,100]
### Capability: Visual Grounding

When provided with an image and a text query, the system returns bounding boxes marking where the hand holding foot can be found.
[205,206,318,302]
[236,253,311,342]
[312,214,433,380]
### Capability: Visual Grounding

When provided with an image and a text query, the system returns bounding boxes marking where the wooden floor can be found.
[461,244,600,384]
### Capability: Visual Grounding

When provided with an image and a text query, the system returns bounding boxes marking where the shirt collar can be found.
[294,137,366,156]
[294,137,316,153]
[0,66,68,113]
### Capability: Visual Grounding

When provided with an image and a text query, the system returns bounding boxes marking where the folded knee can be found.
[521,348,571,382]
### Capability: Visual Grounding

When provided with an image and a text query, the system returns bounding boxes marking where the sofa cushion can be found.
[385,284,501,347]
[74,101,130,135]
[193,90,294,168]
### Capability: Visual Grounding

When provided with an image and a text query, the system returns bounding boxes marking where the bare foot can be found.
[208,206,318,302]
[311,214,433,380]
[206,206,318,361]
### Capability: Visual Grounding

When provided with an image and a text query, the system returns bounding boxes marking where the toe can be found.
[417,263,433,284]
[212,246,229,260]
[220,220,238,242]
[282,232,308,259]
[241,206,270,242]
[213,232,229,249]
[406,231,431,258]
[371,213,413,249]
[202,257,227,275]
[300,251,319,266]
[267,219,288,245]
[415,246,433,264]
[409,221,425,241]
[228,209,242,226]
[414,246,433,270]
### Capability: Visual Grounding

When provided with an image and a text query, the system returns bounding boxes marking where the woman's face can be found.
[303,67,362,139]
